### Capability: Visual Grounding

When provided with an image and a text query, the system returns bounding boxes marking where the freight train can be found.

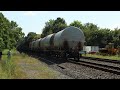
[29,26,85,61]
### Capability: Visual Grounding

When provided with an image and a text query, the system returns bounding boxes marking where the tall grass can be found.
[0,49,16,79]
[21,53,28,58]
[1,59,16,78]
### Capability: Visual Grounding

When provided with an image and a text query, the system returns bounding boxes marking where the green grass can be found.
[82,54,120,60]
[0,59,16,79]
[0,49,61,79]
[2,49,17,55]
[0,49,19,79]
[12,54,59,79]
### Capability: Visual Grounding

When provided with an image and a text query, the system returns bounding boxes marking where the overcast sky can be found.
[1,11,120,36]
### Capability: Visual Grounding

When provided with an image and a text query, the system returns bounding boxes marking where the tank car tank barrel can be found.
[29,26,85,61]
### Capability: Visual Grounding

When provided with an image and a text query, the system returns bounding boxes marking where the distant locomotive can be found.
[29,26,85,61]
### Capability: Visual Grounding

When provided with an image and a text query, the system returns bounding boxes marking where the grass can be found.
[0,49,61,79]
[82,53,120,60]
[12,54,58,79]
[0,50,16,79]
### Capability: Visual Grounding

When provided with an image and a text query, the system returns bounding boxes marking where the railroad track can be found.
[38,56,94,79]
[29,53,120,79]
[40,56,120,78]
[68,56,120,75]
[68,59,120,75]
[81,56,120,64]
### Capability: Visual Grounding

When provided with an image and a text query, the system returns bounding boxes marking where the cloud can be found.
[23,11,49,16]
[23,11,37,16]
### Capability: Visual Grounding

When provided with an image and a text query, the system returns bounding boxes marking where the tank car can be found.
[52,26,85,60]
[34,39,41,52]
[29,26,85,61]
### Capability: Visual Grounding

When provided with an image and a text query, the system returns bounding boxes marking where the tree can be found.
[41,19,55,38]
[69,20,83,29]
[41,17,67,38]
[111,28,120,47]
[0,38,5,51]
[27,32,37,41]
[16,32,38,52]
[0,12,25,49]
[53,17,67,33]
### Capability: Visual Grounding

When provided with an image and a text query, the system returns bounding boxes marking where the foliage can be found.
[0,13,25,50]
[69,20,83,29]
[0,38,5,51]
[17,32,39,52]
[41,17,67,38]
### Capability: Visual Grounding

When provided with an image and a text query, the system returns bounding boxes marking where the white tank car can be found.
[31,26,85,51]
[34,39,41,50]
[40,34,54,48]
[53,26,85,50]
[30,26,85,60]
[31,41,35,50]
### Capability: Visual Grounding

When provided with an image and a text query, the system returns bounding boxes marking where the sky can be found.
[1,11,120,36]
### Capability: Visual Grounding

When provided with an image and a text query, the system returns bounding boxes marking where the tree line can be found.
[0,13,119,52]
[0,13,25,51]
